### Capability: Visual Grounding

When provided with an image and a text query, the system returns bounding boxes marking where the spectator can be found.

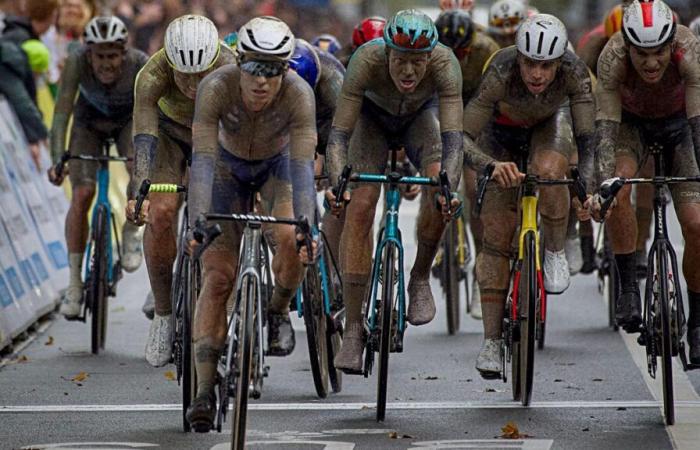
[2,0,59,45]
[0,38,48,165]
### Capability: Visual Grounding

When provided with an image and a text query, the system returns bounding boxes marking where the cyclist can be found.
[487,0,527,49]
[124,15,236,367]
[691,16,700,38]
[311,33,342,55]
[47,16,148,318]
[592,1,700,359]
[289,38,346,262]
[438,0,475,11]
[184,16,319,430]
[435,9,500,319]
[462,14,596,378]
[324,9,514,374]
[335,16,386,68]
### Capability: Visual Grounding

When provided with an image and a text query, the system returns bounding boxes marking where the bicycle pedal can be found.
[263,365,270,377]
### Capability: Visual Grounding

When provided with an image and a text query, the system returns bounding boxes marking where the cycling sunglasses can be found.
[390,30,433,51]
[240,60,288,78]
[490,17,523,29]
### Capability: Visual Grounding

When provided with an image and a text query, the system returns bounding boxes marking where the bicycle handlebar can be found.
[474,163,496,217]
[598,175,700,219]
[333,165,353,209]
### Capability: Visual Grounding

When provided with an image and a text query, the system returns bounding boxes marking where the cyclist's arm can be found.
[678,28,700,165]
[289,77,319,224]
[567,56,597,193]
[50,50,81,163]
[132,53,169,194]
[593,40,624,186]
[434,47,465,189]
[325,47,369,184]
[189,70,227,228]
[316,52,345,154]
[461,64,501,173]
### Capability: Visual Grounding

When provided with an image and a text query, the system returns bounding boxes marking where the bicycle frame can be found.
[510,178,546,323]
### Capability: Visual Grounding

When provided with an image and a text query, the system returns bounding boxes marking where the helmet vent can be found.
[197,49,204,65]
[626,27,641,43]
[179,50,187,66]
[525,31,531,52]
[548,37,559,56]
[536,31,544,54]
[658,24,670,42]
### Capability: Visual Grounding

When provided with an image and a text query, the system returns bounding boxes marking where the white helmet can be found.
[165,15,220,74]
[489,0,527,31]
[690,16,700,38]
[623,0,676,48]
[516,13,568,60]
[83,16,128,45]
[237,16,295,62]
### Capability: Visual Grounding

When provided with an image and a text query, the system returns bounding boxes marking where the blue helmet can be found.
[289,39,321,89]
[384,9,439,53]
[311,33,341,55]
[223,31,238,48]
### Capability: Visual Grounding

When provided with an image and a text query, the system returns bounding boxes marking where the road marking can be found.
[21,443,158,449]
[411,440,553,450]
[3,400,700,413]
[612,277,700,450]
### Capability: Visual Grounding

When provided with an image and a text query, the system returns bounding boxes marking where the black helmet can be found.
[435,9,475,50]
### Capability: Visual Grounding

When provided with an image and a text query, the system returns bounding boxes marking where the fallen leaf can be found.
[164,371,176,381]
[424,376,438,380]
[388,431,398,439]
[617,407,627,411]
[500,422,531,439]
[44,336,54,346]
[592,378,603,382]
[111,306,126,313]
[485,388,496,392]
[582,428,590,432]
[18,355,28,363]
[402,434,415,439]
[554,379,563,382]
[71,371,88,382]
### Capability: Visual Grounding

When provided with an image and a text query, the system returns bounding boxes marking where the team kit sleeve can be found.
[287,76,319,225]
[325,45,371,185]
[189,68,229,227]
[131,52,169,192]
[593,37,625,184]
[433,47,464,189]
[567,56,597,192]
[49,50,81,163]
[678,28,700,165]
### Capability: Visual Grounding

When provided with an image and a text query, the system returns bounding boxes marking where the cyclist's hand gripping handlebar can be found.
[133,179,152,220]
[598,177,625,221]
[570,167,588,205]
[295,216,316,265]
[333,165,352,209]
[53,152,70,179]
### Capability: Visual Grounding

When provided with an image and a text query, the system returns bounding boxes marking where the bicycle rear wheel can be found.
[519,231,537,406]
[376,244,396,422]
[90,205,109,355]
[232,275,255,450]
[321,236,343,394]
[444,221,460,335]
[302,265,329,398]
[604,228,619,331]
[657,250,675,425]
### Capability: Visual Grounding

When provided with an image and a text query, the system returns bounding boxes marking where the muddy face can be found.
[629,44,672,84]
[388,49,430,94]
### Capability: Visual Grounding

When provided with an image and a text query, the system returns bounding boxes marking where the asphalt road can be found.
[2,199,700,450]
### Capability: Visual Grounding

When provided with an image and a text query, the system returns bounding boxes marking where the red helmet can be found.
[352,16,386,48]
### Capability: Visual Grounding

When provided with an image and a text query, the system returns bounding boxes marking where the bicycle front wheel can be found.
[90,205,109,355]
[232,274,255,450]
[444,221,460,335]
[657,250,675,425]
[519,231,537,406]
[376,244,396,422]
[302,265,329,398]
[181,257,199,432]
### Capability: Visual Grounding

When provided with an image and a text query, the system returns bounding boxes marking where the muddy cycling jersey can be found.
[315,49,345,154]
[50,46,148,162]
[189,65,317,228]
[595,26,700,181]
[462,46,596,188]
[457,31,500,101]
[326,40,464,188]
[132,46,236,135]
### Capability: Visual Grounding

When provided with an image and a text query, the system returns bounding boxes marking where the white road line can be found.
[3,400,700,413]
[618,312,700,450]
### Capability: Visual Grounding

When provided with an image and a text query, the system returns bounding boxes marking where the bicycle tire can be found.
[520,231,537,406]
[604,228,619,331]
[444,221,460,335]
[302,264,330,398]
[182,257,198,432]
[511,339,521,401]
[376,244,396,422]
[327,317,343,393]
[657,250,675,425]
[90,205,109,355]
[232,274,255,450]
[322,238,343,394]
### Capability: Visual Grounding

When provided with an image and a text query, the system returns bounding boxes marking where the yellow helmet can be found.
[604,4,624,39]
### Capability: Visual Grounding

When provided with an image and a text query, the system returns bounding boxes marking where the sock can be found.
[481,291,506,340]
[269,284,294,314]
[688,290,700,329]
[69,253,83,288]
[194,340,221,398]
[343,273,369,325]
[411,240,439,280]
[614,252,638,293]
